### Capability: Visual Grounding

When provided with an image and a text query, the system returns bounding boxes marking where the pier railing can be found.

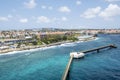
[81,44,117,53]
[61,55,73,80]
[61,44,117,80]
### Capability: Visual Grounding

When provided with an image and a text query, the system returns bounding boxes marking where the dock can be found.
[62,55,74,80]
[81,44,117,53]
[61,44,117,80]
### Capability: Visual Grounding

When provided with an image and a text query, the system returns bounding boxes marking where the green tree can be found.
[17,42,21,48]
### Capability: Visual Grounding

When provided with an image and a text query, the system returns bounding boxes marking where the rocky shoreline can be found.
[0,37,97,54]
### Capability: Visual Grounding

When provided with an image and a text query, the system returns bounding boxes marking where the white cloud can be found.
[80,7,101,19]
[99,4,120,19]
[61,17,68,21]
[76,0,81,5]
[0,17,8,21]
[19,18,28,23]
[58,6,71,13]
[48,6,53,10]
[24,0,36,9]
[41,5,46,9]
[105,0,120,2]
[37,16,50,23]
[41,5,53,10]
[8,15,13,18]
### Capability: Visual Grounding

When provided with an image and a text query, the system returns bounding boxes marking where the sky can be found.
[0,0,120,30]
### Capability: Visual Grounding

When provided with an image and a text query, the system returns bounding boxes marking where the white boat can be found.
[70,52,85,58]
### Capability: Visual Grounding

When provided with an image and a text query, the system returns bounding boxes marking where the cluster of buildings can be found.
[84,29,120,34]
[0,29,72,50]
[0,28,120,51]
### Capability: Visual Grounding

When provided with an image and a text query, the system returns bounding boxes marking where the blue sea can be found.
[0,34,120,80]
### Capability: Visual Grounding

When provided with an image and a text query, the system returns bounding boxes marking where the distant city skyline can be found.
[0,0,120,30]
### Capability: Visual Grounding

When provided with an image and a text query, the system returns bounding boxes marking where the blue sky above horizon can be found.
[0,0,120,30]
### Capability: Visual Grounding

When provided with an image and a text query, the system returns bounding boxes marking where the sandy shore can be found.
[0,37,97,54]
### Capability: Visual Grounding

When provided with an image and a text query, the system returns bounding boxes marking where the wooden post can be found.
[62,55,73,80]
[97,49,99,53]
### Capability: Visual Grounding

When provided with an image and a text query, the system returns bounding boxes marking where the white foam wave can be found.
[0,51,24,56]
[75,41,84,43]
[25,53,31,56]
[94,37,99,40]
[60,42,77,47]
[0,46,58,56]
[40,46,57,50]
[0,37,99,56]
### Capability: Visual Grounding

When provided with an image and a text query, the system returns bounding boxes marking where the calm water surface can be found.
[0,34,120,80]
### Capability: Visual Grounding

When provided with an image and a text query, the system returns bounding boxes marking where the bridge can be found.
[61,44,117,80]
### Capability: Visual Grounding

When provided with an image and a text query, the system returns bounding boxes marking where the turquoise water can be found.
[0,34,120,80]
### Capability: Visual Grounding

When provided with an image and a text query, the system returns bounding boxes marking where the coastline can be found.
[0,37,98,55]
